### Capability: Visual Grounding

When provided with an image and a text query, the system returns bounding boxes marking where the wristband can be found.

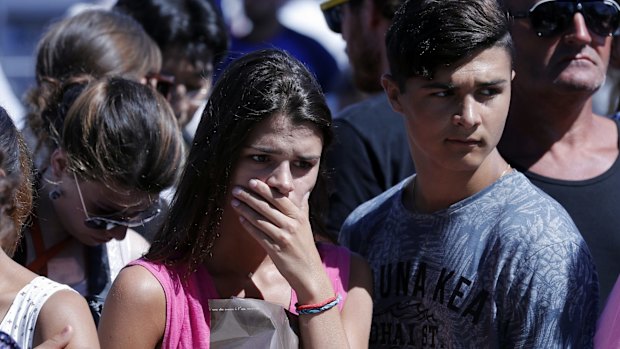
[296,294,341,315]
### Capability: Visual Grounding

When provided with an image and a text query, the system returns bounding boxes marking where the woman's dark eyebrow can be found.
[247,145,279,154]
[246,145,321,161]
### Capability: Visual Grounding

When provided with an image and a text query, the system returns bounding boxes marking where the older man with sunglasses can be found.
[498,0,620,313]
[320,0,415,241]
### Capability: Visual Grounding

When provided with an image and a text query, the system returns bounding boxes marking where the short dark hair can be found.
[114,0,229,76]
[146,49,333,270]
[386,0,512,87]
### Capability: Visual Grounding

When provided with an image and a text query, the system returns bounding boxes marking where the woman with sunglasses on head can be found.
[0,107,99,349]
[15,76,185,325]
[98,49,373,349]
[23,9,163,168]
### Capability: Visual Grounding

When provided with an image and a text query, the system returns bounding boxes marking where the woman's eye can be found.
[294,160,315,169]
[251,155,269,163]
[479,88,501,97]
[431,90,452,97]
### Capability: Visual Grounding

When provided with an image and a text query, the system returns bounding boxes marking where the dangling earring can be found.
[49,188,62,200]
[44,176,62,200]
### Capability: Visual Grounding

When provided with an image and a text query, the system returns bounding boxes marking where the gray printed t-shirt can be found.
[340,171,598,348]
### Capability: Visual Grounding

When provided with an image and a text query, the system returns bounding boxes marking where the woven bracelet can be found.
[296,294,341,315]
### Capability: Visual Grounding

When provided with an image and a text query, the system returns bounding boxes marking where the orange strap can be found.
[26,218,71,276]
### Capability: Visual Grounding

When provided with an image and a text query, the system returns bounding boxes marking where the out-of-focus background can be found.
[0,0,353,127]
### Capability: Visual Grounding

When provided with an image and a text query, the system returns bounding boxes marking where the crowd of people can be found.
[0,0,619,348]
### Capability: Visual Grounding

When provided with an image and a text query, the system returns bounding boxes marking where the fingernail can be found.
[249,179,258,188]
[231,199,240,207]
[232,187,242,196]
[239,216,245,223]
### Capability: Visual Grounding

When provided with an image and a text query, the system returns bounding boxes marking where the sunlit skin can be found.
[383,46,514,212]
[0,164,99,349]
[211,113,328,305]
[34,149,154,249]
[231,113,322,208]
[215,113,372,348]
[498,0,618,180]
[97,113,373,349]
[49,176,154,247]
[506,0,612,96]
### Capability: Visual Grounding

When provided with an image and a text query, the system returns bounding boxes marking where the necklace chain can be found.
[499,163,512,178]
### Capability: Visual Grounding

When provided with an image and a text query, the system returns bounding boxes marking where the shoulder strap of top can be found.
[0,276,74,349]
[26,218,71,276]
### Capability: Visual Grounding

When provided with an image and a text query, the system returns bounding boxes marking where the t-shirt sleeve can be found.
[500,241,598,348]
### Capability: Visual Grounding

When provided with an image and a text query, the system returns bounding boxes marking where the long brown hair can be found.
[26,9,162,158]
[146,49,333,272]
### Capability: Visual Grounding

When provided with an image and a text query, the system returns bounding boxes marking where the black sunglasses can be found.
[73,172,162,231]
[321,0,349,33]
[82,201,162,231]
[510,0,620,37]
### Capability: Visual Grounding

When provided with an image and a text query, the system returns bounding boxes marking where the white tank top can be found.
[0,276,74,349]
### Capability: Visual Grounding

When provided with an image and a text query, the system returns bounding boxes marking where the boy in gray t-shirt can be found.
[340,0,599,347]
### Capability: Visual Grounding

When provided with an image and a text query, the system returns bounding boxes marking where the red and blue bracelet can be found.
[295,294,341,315]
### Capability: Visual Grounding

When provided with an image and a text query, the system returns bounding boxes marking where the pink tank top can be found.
[129,243,351,349]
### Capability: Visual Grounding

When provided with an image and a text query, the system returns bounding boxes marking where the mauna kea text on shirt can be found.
[370,261,491,347]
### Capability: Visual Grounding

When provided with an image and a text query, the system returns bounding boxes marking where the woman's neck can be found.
[207,214,270,277]
[205,218,292,305]
[34,184,73,248]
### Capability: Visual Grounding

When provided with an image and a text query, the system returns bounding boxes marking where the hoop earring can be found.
[49,189,62,200]
[43,177,62,186]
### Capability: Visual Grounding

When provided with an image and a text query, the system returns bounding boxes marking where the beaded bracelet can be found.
[296,294,341,315]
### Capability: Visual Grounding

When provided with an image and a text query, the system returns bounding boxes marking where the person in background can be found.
[320,0,414,239]
[16,9,174,320]
[0,65,25,129]
[592,34,620,117]
[98,49,373,348]
[222,0,341,95]
[15,77,184,325]
[341,0,599,346]
[0,107,99,349]
[497,0,620,312]
[22,9,162,168]
[113,0,229,143]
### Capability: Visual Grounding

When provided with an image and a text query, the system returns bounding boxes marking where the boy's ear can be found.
[381,73,404,114]
[49,148,69,179]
